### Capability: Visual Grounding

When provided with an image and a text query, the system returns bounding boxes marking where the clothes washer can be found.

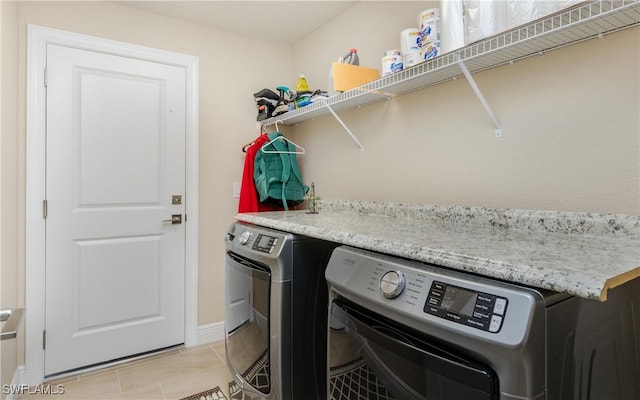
[326,246,640,400]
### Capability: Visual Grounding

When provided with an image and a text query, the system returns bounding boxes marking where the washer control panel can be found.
[329,246,537,344]
[423,281,508,333]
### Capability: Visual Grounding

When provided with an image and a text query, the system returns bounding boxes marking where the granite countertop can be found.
[236,200,640,301]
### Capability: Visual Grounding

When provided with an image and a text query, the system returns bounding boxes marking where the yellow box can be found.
[331,62,380,92]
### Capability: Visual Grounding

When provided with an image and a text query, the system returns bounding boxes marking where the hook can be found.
[275,120,281,132]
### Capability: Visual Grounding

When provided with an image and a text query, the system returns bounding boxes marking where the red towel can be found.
[238,134,280,213]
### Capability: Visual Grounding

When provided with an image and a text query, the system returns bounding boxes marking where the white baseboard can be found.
[196,321,225,345]
[5,366,26,400]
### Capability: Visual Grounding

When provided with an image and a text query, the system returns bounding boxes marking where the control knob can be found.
[238,231,251,245]
[380,271,406,299]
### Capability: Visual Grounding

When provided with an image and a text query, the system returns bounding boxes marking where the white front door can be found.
[44,44,186,375]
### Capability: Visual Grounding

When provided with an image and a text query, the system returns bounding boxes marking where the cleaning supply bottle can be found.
[342,48,360,65]
[296,74,310,92]
[329,49,360,95]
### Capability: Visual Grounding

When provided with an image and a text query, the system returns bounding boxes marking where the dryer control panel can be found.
[424,281,508,333]
[226,222,290,259]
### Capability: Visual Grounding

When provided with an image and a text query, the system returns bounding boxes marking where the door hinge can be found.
[43,330,46,350]
[43,200,48,219]
[184,214,187,222]
[44,68,48,87]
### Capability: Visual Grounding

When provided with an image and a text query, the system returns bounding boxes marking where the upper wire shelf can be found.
[261,0,640,127]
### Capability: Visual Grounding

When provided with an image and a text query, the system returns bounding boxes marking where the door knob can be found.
[162,214,182,224]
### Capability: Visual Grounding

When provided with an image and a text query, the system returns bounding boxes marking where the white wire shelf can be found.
[261,0,640,128]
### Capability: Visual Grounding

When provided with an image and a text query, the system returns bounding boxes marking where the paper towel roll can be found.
[418,8,439,25]
[441,0,464,54]
[384,49,402,57]
[403,50,423,68]
[400,28,421,54]
[418,8,441,46]
[421,42,440,61]
[381,54,403,76]
[464,0,508,45]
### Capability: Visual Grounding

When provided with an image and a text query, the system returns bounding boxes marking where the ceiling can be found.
[115,1,358,45]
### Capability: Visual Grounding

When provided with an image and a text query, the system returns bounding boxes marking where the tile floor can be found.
[18,341,234,400]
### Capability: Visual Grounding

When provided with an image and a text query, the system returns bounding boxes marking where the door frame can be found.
[25,24,199,385]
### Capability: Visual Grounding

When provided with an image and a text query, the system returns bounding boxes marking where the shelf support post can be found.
[455,55,503,137]
[320,98,364,152]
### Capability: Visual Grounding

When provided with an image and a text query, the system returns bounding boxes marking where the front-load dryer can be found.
[224,222,338,400]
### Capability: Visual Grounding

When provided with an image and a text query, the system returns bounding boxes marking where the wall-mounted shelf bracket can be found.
[320,98,364,152]
[455,55,503,138]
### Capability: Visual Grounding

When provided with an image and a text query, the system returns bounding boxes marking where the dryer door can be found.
[225,251,271,395]
[329,297,499,400]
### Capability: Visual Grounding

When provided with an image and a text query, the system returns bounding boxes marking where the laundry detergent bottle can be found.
[328,48,360,95]
[296,74,310,92]
[342,48,359,65]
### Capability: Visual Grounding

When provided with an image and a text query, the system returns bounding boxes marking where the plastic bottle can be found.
[329,49,359,95]
[341,48,359,65]
[296,74,310,92]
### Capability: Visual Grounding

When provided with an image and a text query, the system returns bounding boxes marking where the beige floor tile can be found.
[158,364,232,400]
[207,364,234,400]
[117,345,224,393]
[48,371,120,399]
[16,384,67,400]
[178,343,212,354]
[105,382,164,400]
[210,341,227,365]
[17,344,231,400]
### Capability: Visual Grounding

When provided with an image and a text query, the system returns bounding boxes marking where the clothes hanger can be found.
[241,142,253,153]
[261,132,305,155]
[260,120,305,154]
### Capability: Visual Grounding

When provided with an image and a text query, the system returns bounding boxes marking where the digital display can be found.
[257,235,273,248]
[440,286,478,316]
[253,234,277,253]
[424,281,507,333]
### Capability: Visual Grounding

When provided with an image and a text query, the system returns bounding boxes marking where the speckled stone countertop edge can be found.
[317,199,640,239]
[235,199,640,301]
[235,212,625,301]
